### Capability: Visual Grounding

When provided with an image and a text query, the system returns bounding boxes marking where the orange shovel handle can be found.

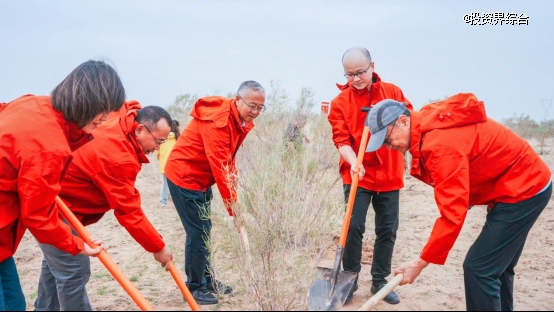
[338,125,370,248]
[168,261,201,311]
[55,196,154,311]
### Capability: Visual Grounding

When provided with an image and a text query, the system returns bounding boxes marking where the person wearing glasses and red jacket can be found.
[327,46,413,304]
[33,101,174,311]
[164,80,266,305]
[0,60,125,311]
[365,94,552,311]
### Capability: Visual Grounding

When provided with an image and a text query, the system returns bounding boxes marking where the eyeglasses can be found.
[143,125,168,145]
[383,120,397,146]
[240,96,266,113]
[344,65,371,81]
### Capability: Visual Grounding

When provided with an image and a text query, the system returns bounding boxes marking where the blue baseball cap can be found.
[366,99,410,152]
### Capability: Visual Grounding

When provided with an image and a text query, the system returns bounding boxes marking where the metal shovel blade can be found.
[307,267,358,311]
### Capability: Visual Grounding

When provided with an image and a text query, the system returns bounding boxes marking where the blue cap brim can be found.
[366,127,387,152]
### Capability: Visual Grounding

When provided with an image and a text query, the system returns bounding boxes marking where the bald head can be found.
[342,46,375,90]
[342,46,372,65]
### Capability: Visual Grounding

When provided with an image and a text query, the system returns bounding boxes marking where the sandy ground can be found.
[15,149,554,311]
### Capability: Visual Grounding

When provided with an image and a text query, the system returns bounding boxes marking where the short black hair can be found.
[136,106,172,130]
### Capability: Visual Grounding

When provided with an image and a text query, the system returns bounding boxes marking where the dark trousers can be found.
[34,221,92,311]
[342,185,399,286]
[167,179,216,291]
[0,257,26,311]
[463,183,552,311]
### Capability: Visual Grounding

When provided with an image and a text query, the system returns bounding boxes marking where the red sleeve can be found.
[200,121,237,216]
[18,151,85,255]
[93,162,165,253]
[328,99,352,149]
[419,143,470,265]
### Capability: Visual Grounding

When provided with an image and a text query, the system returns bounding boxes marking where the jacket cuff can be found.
[419,249,446,266]
[68,237,86,256]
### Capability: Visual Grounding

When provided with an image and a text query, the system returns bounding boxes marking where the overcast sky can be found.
[1,0,552,121]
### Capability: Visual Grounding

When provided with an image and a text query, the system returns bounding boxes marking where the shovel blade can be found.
[306,267,358,311]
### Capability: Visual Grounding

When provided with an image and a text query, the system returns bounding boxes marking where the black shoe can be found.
[207,279,233,295]
[190,289,219,305]
[370,283,400,305]
[345,281,358,302]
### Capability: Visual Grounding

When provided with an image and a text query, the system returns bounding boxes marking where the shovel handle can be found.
[338,125,370,248]
[357,274,404,311]
[54,196,154,311]
[168,261,201,311]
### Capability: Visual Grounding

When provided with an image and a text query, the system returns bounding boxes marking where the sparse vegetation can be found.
[502,114,554,155]
[200,82,345,310]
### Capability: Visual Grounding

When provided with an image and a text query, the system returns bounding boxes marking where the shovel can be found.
[306,107,372,311]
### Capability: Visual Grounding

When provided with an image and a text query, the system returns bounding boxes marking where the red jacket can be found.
[0,95,92,262]
[409,93,552,265]
[165,96,253,216]
[57,100,165,253]
[328,72,413,192]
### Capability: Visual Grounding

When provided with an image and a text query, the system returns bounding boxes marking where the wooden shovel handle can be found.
[55,196,154,311]
[357,274,404,311]
[339,125,370,248]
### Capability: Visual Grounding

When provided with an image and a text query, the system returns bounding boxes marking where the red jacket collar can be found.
[51,105,94,152]
[119,100,149,164]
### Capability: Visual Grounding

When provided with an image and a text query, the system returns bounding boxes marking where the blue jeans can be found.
[160,173,169,205]
[0,257,26,311]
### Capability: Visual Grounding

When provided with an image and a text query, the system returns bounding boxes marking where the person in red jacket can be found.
[165,80,265,305]
[327,47,413,304]
[33,101,174,311]
[0,60,125,311]
[365,94,552,311]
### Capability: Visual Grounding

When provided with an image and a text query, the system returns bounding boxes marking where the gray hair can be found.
[237,80,265,97]
[342,46,372,65]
